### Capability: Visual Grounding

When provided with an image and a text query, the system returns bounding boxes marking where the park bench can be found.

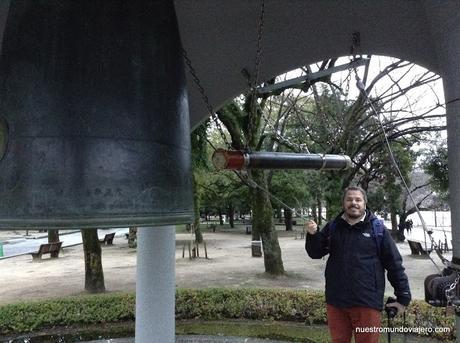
[100,232,115,245]
[407,240,432,255]
[30,241,63,260]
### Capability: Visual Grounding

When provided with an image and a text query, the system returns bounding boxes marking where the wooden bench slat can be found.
[31,241,63,260]
[99,232,115,245]
[407,240,432,255]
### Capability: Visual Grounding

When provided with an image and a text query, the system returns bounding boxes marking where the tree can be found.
[423,142,448,201]
[81,229,105,293]
[191,121,210,243]
[286,56,445,218]
[47,229,60,258]
[199,168,250,226]
[366,143,417,231]
[209,55,445,271]
[269,170,312,230]
[127,227,137,248]
[216,92,287,274]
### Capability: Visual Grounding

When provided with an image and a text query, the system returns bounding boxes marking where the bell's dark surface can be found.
[0,1,193,229]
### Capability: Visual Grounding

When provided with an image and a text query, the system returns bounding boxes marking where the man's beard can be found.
[347,212,363,219]
[346,207,364,219]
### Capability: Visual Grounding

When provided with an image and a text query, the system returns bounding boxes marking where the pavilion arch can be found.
[176,0,460,338]
[174,0,448,128]
[176,0,460,275]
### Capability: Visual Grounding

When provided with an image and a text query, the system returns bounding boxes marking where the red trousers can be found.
[326,304,381,343]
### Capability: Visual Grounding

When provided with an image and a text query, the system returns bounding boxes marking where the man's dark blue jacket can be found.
[305,210,411,310]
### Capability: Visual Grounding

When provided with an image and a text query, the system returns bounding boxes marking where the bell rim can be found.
[0,212,194,229]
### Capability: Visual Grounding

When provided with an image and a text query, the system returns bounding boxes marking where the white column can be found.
[425,2,460,333]
[136,227,176,343]
[431,24,460,263]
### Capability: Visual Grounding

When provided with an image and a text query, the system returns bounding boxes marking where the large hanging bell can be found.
[0,1,193,229]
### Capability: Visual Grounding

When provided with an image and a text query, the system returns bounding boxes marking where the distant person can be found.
[406,219,413,234]
[397,221,406,241]
[305,186,411,343]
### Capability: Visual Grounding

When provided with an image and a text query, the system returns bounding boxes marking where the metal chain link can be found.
[182,1,312,223]
[246,0,265,150]
[445,273,460,306]
[349,31,362,95]
[182,49,232,149]
[253,0,265,88]
[344,65,353,98]
[244,0,311,154]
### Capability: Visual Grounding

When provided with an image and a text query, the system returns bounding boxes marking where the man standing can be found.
[305,186,411,343]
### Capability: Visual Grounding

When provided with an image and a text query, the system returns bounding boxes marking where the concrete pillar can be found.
[433,13,460,264]
[424,2,460,333]
[136,227,176,342]
[443,59,460,339]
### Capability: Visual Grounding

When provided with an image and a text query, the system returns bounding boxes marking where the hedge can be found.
[0,288,455,341]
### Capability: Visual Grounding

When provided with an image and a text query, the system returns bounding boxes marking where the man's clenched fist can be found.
[305,220,318,235]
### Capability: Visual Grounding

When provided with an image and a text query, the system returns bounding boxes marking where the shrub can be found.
[0,288,455,340]
[0,293,135,334]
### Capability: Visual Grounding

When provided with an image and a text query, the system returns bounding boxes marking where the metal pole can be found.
[257,58,369,95]
[212,149,352,170]
[136,227,176,343]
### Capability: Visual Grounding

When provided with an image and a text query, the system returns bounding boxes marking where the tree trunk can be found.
[81,230,105,293]
[390,210,398,231]
[48,229,59,243]
[192,172,203,243]
[397,212,408,242]
[128,227,137,248]
[48,229,60,258]
[389,207,402,243]
[250,170,284,275]
[228,204,235,228]
[194,225,203,243]
[284,207,293,231]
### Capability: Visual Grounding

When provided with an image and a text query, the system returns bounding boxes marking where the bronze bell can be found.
[0,1,193,229]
